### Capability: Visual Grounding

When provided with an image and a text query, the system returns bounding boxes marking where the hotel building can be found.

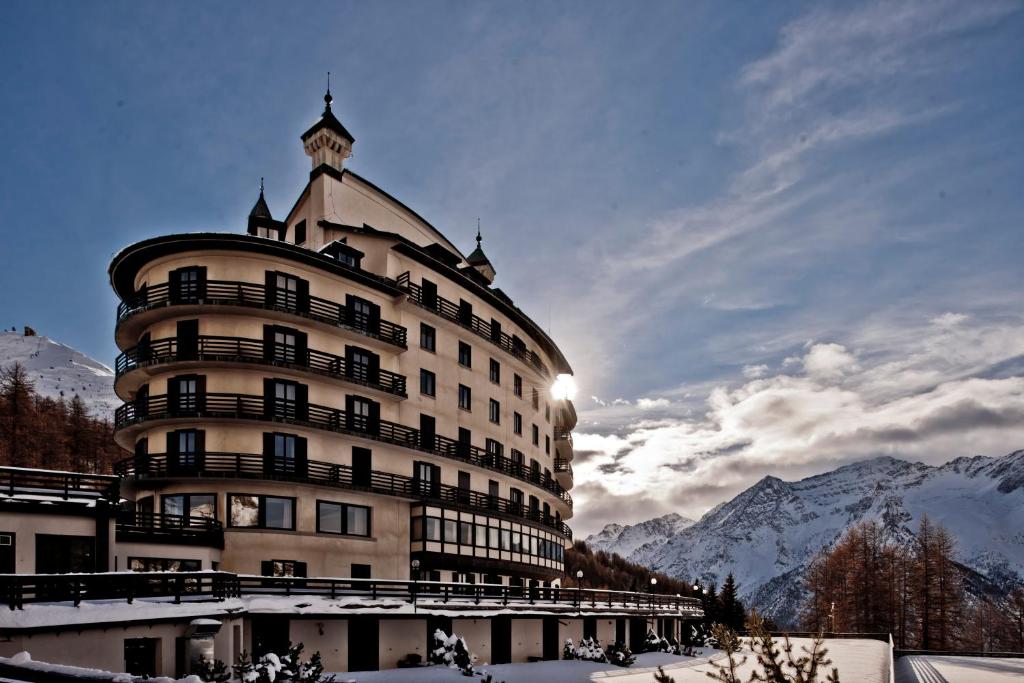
[0,88,701,677]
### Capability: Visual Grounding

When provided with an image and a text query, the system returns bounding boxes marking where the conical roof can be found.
[301,87,355,144]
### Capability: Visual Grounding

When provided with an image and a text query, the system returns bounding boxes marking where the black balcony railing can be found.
[1,571,703,616]
[114,392,572,508]
[554,457,573,478]
[116,280,407,349]
[116,510,224,548]
[115,452,571,537]
[0,466,119,501]
[397,272,548,376]
[115,335,407,397]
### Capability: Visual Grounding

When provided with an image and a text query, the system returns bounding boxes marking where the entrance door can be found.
[542,616,560,660]
[615,618,626,645]
[124,638,158,678]
[251,616,289,658]
[629,618,647,651]
[348,617,379,671]
[491,616,512,664]
[0,532,14,573]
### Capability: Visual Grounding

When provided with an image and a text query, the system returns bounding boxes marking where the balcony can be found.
[1,571,703,618]
[0,466,119,502]
[116,510,224,548]
[116,279,407,349]
[114,393,572,508]
[116,452,572,537]
[553,457,573,486]
[396,272,548,376]
[115,335,407,398]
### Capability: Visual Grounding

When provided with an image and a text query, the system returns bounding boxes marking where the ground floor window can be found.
[129,557,201,572]
[352,563,371,579]
[229,494,295,530]
[35,534,94,574]
[124,638,159,678]
[261,560,307,577]
[316,500,371,537]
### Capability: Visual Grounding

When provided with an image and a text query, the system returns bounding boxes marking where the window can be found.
[513,412,522,435]
[262,560,307,577]
[458,384,471,411]
[272,433,297,473]
[173,429,200,467]
[532,424,539,446]
[162,493,216,519]
[349,348,371,382]
[420,323,436,352]
[35,535,95,574]
[545,403,551,422]
[489,358,500,384]
[514,374,522,398]
[275,273,299,309]
[351,564,371,579]
[420,369,436,397]
[176,267,202,301]
[270,380,298,419]
[425,517,441,541]
[485,439,503,464]
[349,296,373,330]
[489,399,500,424]
[273,329,297,363]
[174,376,199,411]
[459,521,473,545]
[229,495,295,530]
[129,557,201,573]
[350,396,372,432]
[510,488,524,512]
[546,435,551,455]
[532,388,539,410]
[294,220,306,245]
[444,519,457,542]
[317,501,371,537]
[530,459,540,482]
[458,341,472,368]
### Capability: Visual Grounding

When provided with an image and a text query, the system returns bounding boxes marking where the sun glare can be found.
[550,374,578,401]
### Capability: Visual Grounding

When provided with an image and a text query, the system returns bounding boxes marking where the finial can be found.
[259,177,264,194]
[324,72,333,111]
[476,218,482,245]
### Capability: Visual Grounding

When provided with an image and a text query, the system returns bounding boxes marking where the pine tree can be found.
[0,363,38,466]
[719,573,746,631]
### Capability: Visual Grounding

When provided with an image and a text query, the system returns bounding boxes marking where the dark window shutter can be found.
[294,562,307,578]
[167,377,180,413]
[345,294,358,328]
[432,464,442,497]
[419,414,435,450]
[491,319,502,343]
[296,278,309,313]
[176,320,199,361]
[367,351,380,385]
[195,375,207,411]
[422,279,437,310]
[261,560,273,577]
[295,383,308,421]
[353,447,371,487]
[295,437,308,477]
[459,299,473,326]
[262,432,275,474]
[264,271,277,307]
[344,346,357,380]
[135,384,149,418]
[195,430,206,469]
[263,325,275,361]
[168,268,182,302]
[166,431,178,472]
[195,267,208,298]
[263,379,275,418]
[368,399,380,436]
[367,301,381,335]
[344,395,356,430]
[294,331,308,367]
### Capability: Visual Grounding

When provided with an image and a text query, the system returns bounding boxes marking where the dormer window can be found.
[320,240,364,269]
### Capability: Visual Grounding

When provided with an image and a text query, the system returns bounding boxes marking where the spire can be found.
[466,219,496,284]
[324,71,333,112]
[302,75,355,172]
[249,177,272,219]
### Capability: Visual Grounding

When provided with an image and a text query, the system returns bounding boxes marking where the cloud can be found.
[802,343,859,381]
[743,364,769,379]
[636,397,670,410]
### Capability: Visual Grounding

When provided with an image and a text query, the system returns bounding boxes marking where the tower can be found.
[301,76,354,172]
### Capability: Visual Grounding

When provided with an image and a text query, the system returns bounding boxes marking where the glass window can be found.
[489,359,500,384]
[425,517,441,541]
[513,412,522,435]
[275,273,298,309]
[178,268,201,300]
[460,521,473,545]
[274,330,297,363]
[351,397,371,431]
[176,377,198,411]
[514,374,522,398]
[162,493,215,520]
[347,505,370,536]
[444,519,457,543]
[178,430,197,466]
[420,324,436,352]
[488,527,499,548]
[489,399,500,424]
[532,424,539,446]
[229,495,259,527]
[511,532,521,553]
[475,524,487,546]
[501,529,511,550]
[264,496,294,529]
[458,342,472,367]
[420,369,436,397]
[318,501,342,535]
[272,381,297,419]
[458,384,471,411]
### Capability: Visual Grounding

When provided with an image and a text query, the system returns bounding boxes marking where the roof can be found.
[300,93,355,144]
[249,190,272,219]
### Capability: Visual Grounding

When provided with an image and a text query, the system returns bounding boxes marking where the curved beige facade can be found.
[107,106,576,588]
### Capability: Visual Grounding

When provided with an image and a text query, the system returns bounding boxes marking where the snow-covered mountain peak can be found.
[0,330,118,420]
[585,512,696,558]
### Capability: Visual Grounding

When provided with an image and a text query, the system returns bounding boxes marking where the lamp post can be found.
[411,559,420,614]
[576,569,583,615]
[650,577,657,609]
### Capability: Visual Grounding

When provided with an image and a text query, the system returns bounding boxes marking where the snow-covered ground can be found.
[895,655,1024,683]
[335,638,890,683]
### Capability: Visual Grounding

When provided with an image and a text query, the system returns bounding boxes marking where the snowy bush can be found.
[232,644,334,683]
[643,630,674,654]
[603,641,636,667]
[196,656,230,683]
[430,629,477,676]
[562,637,606,662]
[562,638,576,660]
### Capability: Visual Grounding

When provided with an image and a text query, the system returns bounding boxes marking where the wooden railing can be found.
[116,279,407,348]
[115,452,571,537]
[115,335,407,397]
[114,393,572,508]
[397,272,548,376]
[116,510,224,548]
[0,466,119,501]
[554,457,573,478]
[0,572,703,615]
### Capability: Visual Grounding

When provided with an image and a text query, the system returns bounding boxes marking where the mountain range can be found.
[0,329,119,419]
[585,451,1024,625]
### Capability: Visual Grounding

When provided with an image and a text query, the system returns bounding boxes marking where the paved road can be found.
[895,655,1024,683]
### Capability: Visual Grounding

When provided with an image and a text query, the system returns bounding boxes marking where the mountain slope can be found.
[0,330,118,420]
[622,452,1024,625]
[585,512,695,557]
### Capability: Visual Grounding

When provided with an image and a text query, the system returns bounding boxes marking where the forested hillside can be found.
[0,362,123,473]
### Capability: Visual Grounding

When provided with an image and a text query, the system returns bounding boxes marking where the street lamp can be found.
[576,570,583,614]
[411,559,421,614]
[650,577,657,609]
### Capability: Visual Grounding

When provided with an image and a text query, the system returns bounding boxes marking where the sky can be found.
[2,1,1023,537]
